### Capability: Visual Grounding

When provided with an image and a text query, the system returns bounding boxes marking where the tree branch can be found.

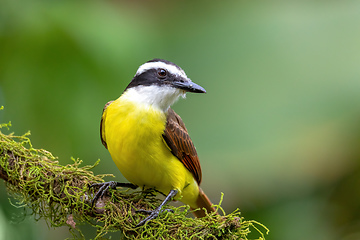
[0,122,268,239]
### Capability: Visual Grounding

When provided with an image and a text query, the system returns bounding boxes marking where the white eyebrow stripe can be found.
[135,61,188,79]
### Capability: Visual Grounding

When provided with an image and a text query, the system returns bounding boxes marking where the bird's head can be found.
[123,59,206,112]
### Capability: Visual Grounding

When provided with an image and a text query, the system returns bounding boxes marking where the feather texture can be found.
[100,100,113,149]
[162,108,202,185]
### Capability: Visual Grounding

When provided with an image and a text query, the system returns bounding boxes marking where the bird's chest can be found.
[104,100,171,185]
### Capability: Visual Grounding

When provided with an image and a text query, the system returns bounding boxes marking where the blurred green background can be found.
[1,0,360,239]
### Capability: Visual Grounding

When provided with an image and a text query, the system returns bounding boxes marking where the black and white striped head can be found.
[123,59,206,111]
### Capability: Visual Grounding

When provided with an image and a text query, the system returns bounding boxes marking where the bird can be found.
[91,59,215,226]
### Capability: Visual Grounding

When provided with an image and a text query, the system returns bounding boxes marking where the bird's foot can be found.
[89,181,137,207]
[89,181,117,207]
[135,189,178,227]
[136,207,174,227]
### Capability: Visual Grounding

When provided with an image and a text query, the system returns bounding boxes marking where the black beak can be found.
[171,79,206,93]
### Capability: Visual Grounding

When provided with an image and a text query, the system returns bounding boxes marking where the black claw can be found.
[135,189,178,227]
[136,207,174,226]
[90,181,118,207]
[136,207,162,227]
[89,181,138,207]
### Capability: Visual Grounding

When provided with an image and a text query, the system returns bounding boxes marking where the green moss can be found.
[0,117,269,239]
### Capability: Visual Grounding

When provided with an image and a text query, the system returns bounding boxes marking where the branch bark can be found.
[0,124,268,240]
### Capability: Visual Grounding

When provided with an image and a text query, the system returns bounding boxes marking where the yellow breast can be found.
[102,96,197,202]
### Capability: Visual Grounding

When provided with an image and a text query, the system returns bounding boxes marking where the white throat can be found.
[122,86,186,112]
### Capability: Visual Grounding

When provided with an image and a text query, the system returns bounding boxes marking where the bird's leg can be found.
[136,189,178,227]
[89,181,138,206]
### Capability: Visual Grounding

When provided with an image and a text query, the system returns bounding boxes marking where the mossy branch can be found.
[0,120,268,239]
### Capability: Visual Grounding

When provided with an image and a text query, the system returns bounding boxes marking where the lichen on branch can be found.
[0,119,268,239]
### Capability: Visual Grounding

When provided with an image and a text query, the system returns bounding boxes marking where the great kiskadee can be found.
[91,59,215,226]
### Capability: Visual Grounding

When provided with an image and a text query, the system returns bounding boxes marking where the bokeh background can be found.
[1,0,360,239]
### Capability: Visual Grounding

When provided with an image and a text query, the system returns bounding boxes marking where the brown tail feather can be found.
[191,188,217,217]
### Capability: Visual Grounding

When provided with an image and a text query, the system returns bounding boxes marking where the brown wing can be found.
[100,101,114,149]
[162,108,202,185]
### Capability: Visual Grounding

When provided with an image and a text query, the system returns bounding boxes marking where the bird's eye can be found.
[157,69,167,78]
